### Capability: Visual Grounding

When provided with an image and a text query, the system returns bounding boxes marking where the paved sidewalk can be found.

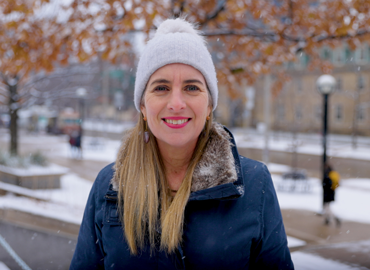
[49,156,110,182]
[283,209,370,268]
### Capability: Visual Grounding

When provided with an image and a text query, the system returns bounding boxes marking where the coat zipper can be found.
[105,195,117,201]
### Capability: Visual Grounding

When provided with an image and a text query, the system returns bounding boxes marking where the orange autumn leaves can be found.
[2,0,370,98]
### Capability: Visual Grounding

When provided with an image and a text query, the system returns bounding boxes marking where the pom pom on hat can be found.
[154,18,206,44]
[134,18,218,112]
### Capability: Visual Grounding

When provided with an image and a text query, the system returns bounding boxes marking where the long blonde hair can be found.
[116,110,213,254]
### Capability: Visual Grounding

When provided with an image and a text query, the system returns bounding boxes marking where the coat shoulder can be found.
[238,155,268,175]
[237,155,272,197]
[93,162,116,196]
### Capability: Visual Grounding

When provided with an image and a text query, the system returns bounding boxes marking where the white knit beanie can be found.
[134,18,218,111]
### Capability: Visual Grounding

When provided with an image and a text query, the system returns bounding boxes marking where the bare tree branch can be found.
[288,0,293,25]
[315,29,370,43]
[199,0,227,27]
[22,72,99,89]
[203,28,370,44]
[203,29,280,42]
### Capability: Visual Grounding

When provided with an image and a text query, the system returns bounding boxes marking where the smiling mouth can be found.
[162,118,191,125]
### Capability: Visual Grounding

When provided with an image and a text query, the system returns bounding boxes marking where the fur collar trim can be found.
[111,122,238,192]
[191,122,237,192]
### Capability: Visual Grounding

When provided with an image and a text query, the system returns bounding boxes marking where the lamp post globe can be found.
[316,74,336,95]
[316,74,336,208]
[76,87,87,126]
[76,87,87,98]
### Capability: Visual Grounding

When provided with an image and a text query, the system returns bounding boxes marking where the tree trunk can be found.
[8,82,19,156]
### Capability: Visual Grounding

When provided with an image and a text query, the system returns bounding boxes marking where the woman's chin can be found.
[156,135,197,149]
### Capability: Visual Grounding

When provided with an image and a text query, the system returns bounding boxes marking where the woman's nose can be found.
[167,88,186,111]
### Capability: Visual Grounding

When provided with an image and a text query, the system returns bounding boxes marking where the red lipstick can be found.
[162,117,191,129]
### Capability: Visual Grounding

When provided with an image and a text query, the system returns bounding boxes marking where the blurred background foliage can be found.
[2,0,370,155]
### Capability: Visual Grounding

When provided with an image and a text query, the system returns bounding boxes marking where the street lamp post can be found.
[316,75,336,206]
[75,87,87,159]
[352,75,364,149]
[76,87,87,125]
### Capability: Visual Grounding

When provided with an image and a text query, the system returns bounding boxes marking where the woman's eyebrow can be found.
[183,79,204,85]
[150,79,171,86]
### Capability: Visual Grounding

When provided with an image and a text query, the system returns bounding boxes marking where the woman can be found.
[70,18,294,270]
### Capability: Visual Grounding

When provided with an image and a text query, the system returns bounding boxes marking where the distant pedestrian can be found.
[69,131,77,153]
[69,129,82,159]
[323,163,341,227]
[75,127,83,159]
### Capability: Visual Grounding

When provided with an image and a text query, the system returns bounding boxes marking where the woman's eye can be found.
[154,86,168,91]
[186,85,200,91]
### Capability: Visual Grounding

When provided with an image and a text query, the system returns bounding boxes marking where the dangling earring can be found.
[143,117,149,143]
[206,115,210,121]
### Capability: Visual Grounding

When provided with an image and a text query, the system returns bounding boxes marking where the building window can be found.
[357,106,366,121]
[333,48,344,65]
[322,47,332,61]
[336,77,342,91]
[345,47,353,61]
[335,104,343,122]
[355,45,368,64]
[299,53,310,67]
[358,75,365,91]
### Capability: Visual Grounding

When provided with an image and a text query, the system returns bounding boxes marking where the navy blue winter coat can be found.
[70,127,294,270]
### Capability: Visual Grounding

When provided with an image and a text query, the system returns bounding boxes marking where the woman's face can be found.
[141,63,211,150]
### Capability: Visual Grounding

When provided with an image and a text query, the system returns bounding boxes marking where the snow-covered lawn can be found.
[233,131,370,161]
[0,163,68,177]
[47,136,120,163]
[287,236,306,248]
[0,173,91,224]
[272,173,370,225]
[83,120,135,134]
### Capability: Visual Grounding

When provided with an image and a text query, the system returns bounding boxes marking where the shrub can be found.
[30,151,48,166]
[0,150,48,168]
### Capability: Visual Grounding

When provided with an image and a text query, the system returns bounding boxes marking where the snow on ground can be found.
[0,262,10,270]
[31,173,92,206]
[53,136,120,163]
[291,252,363,270]
[293,240,370,269]
[327,239,370,254]
[233,130,370,161]
[340,179,370,191]
[0,173,92,224]
[266,163,292,174]
[287,236,306,248]
[83,120,135,134]
[0,130,120,164]
[0,163,68,177]
[271,172,370,225]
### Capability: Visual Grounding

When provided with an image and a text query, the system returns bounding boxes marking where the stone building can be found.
[252,45,370,136]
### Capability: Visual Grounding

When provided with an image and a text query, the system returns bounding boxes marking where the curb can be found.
[0,208,80,239]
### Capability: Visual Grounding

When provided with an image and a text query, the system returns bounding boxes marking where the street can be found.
[0,221,77,270]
